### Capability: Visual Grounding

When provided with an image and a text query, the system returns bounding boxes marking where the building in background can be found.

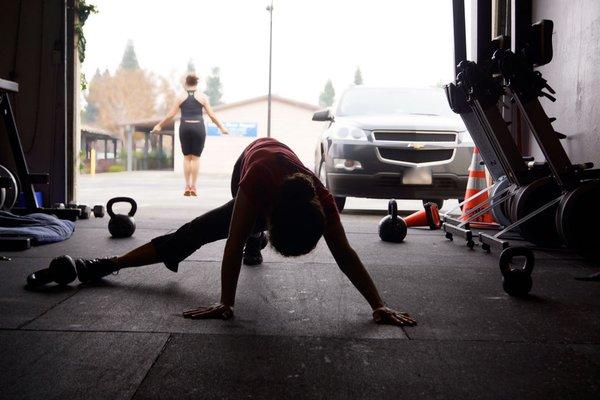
[173,94,328,175]
[80,125,122,173]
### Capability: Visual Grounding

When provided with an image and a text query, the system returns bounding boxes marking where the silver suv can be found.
[313,86,474,211]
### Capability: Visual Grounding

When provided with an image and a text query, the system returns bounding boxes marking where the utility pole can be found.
[266,1,273,138]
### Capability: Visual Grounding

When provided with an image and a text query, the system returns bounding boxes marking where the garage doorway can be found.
[77,0,460,213]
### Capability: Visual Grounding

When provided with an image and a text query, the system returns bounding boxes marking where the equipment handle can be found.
[388,199,398,220]
[107,197,137,218]
[499,246,535,276]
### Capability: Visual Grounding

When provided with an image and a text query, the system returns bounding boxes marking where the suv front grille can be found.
[378,148,454,164]
[373,131,456,142]
[376,176,459,189]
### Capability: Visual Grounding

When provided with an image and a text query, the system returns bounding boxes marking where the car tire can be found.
[319,160,346,213]
[423,199,444,210]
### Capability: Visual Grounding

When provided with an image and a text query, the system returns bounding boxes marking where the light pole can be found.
[266,1,273,138]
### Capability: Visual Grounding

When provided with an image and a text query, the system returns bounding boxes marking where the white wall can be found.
[531,1,600,167]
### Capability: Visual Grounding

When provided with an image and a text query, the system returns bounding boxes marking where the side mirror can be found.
[312,109,334,122]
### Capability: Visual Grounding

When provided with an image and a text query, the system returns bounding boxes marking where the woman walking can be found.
[153,74,229,196]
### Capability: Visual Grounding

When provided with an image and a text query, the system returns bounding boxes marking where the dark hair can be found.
[185,74,199,87]
[268,173,326,257]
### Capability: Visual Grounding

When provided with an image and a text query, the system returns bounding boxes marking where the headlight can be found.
[332,126,367,141]
[458,130,473,143]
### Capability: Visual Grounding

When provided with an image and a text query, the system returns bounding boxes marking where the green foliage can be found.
[107,164,125,173]
[204,67,223,106]
[75,0,98,90]
[120,40,140,70]
[132,149,172,170]
[354,67,363,85]
[319,79,335,107]
[118,146,128,162]
[78,150,86,173]
[75,0,98,64]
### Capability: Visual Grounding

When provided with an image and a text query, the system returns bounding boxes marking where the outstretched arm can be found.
[152,99,182,132]
[323,217,416,326]
[183,191,257,319]
[201,99,229,134]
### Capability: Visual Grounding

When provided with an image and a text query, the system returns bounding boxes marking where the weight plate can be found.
[490,176,512,227]
[555,180,600,255]
[0,164,19,210]
[510,177,563,247]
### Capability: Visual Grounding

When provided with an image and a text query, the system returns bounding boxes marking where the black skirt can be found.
[179,120,206,156]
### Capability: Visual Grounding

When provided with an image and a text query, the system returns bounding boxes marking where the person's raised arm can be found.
[201,98,229,134]
[323,217,416,326]
[152,98,182,132]
[183,190,257,319]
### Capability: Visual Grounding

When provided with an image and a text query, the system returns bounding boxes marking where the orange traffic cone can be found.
[461,147,498,228]
[405,202,441,230]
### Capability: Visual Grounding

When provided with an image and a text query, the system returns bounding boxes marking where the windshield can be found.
[337,87,455,118]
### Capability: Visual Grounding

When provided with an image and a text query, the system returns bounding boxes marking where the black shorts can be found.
[151,153,266,271]
[179,121,206,156]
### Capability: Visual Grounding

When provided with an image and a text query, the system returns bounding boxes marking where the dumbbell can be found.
[77,205,91,219]
[93,205,105,218]
[26,255,78,289]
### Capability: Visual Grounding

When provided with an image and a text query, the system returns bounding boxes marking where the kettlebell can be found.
[107,197,137,238]
[378,199,407,243]
[499,246,535,297]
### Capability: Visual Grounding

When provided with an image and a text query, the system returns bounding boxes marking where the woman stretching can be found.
[153,74,229,196]
[29,138,416,326]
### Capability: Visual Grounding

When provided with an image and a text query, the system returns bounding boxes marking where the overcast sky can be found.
[83,0,457,105]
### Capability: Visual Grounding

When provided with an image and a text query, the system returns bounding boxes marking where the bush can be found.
[107,164,125,173]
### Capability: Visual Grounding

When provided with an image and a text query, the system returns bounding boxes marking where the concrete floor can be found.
[1,172,599,399]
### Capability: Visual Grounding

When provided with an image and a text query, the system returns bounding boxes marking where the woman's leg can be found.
[190,155,200,189]
[73,199,237,284]
[133,199,236,272]
[116,242,160,268]
[183,155,192,188]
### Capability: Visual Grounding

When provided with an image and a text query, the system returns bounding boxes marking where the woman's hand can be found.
[152,124,161,133]
[372,306,417,326]
[183,304,233,320]
[221,129,230,135]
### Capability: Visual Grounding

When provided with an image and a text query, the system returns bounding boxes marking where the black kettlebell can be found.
[107,197,137,238]
[499,247,535,297]
[26,255,78,288]
[378,199,407,243]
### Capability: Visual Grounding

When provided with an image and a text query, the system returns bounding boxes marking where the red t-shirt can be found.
[238,138,339,222]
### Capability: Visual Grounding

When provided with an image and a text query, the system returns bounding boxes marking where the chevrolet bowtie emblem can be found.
[407,143,426,149]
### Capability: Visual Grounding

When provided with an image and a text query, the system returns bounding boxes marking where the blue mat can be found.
[0,211,75,245]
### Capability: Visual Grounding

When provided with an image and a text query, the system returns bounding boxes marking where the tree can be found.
[82,68,102,124]
[204,67,223,106]
[186,59,196,75]
[120,39,140,70]
[319,79,335,107]
[157,75,177,115]
[354,67,363,85]
[84,47,158,134]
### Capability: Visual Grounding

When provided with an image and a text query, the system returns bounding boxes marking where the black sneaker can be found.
[76,257,119,283]
[243,232,268,266]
